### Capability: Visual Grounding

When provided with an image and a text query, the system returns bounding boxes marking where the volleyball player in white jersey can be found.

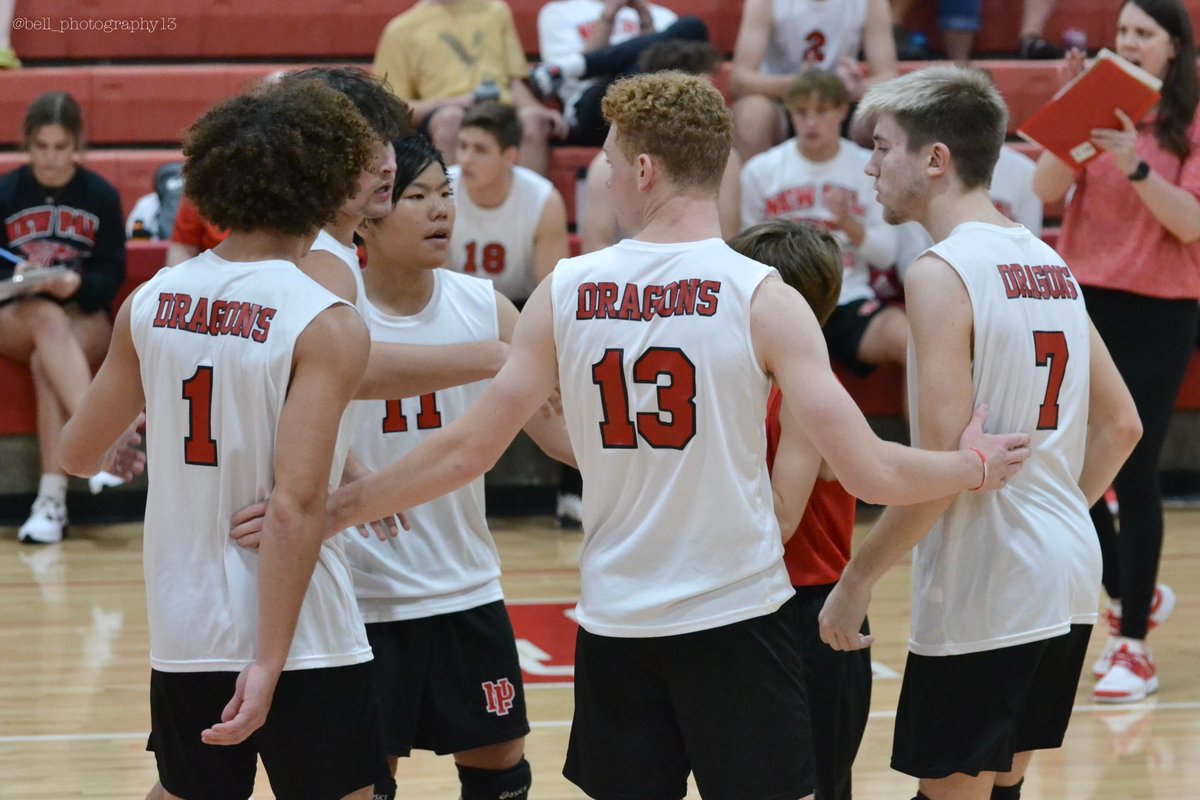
[313,72,1030,800]
[346,134,571,800]
[731,0,898,159]
[284,68,509,406]
[58,82,383,800]
[448,101,569,307]
[818,67,1142,800]
[741,69,905,376]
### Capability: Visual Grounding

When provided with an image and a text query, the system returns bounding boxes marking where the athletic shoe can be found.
[1094,643,1158,703]
[18,496,68,544]
[528,63,564,102]
[1103,485,1119,515]
[1093,584,1176,677]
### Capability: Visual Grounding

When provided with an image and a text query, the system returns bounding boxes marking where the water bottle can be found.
[474,79,501,104]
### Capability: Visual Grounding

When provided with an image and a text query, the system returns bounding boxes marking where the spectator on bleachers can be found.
[165,196,227,267]
[1033,0,1200,704]
[891,0,1062,61]
[0,0,18,68]
[530,0,708,145]
[740,71,905,376]
[448,102,569,307]
[730,0,898,160]
[0,92,124,544]
[580,40,741,252]
[372,0,567,176]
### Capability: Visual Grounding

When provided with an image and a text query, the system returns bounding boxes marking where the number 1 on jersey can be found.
[1033,331,1069,430]
[182,365,218,466]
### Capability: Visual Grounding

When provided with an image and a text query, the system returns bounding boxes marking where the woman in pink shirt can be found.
[1034,0,1199,704]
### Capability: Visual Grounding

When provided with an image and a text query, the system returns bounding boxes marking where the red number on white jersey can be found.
[591,347,697,450]
[382,393,443,433]
[804,30,827,64]
[181,365,218,466]
[1033,330,1069,430]
[464,241,507,275]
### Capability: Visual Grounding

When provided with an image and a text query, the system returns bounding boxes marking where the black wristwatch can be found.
[1127,160,1151,182]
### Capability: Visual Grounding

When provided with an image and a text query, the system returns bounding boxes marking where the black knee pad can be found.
[456,757,531,800]
[992,778,1024,799]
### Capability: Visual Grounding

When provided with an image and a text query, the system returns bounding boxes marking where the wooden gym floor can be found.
[2,509,1198,798]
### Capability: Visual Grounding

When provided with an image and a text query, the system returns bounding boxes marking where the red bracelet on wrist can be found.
[969,447,987,491]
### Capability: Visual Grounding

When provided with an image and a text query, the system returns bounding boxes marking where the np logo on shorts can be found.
[482,678,515,716]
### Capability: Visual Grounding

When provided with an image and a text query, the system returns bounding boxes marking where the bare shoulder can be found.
[298,303,370,372]
[298,249,359,304]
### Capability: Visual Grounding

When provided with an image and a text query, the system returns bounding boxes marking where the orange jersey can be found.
[765,385,856,587]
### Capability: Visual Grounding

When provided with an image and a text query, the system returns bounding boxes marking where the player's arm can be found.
[202,304,369,746]
[729,0,792,100]
[328,279,562,531]
[755,270,1027,504]
[817,255,975,650]
[61,294,147,476]
[534,188,570,286]
[1078,320,1142,505]
[859,0,899,91]
[718,151,743,239]
[496,289,577,467]
[358,340,508,400]
[770,395,822,543]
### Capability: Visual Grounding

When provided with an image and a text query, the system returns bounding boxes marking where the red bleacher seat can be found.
[0,149,184,219]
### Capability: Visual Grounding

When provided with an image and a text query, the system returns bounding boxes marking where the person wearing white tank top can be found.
[818,67,1141,800]
[730,0,899,160]
[59,81,386,800]
[448,102,569,306]
[339,133,572,800]
[319,73,1030,800]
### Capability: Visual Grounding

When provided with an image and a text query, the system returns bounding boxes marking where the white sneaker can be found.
[556,492,582,530]
[88,470,126,494]
[17,496,68,544]
[1094,642,1159,703]
[1092,585,1176,677]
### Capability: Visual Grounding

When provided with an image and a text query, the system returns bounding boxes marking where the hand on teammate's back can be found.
[958,405,1032,491]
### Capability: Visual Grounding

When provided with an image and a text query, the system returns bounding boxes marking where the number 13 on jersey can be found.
[591,347,697,449]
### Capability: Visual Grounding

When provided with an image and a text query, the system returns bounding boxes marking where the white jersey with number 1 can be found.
[909,223,1100,657]
[129,251,372,672]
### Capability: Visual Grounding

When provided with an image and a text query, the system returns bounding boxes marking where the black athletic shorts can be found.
[784,586,872,800]
[148,661,383,800]
[892,624,1093,779]
[823,297,891,378]
[366,599,530,757]
[564,604,814,800]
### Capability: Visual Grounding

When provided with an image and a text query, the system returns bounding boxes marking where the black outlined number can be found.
[1033,331,1068,430]
[592,347,697,450]
[182,365,218,466]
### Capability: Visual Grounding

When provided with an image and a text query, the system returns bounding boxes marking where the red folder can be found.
[1017,49,1161,168]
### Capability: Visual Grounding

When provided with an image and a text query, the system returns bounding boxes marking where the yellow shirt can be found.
[372,0,528,104]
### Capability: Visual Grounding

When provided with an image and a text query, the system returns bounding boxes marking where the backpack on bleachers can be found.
[125,162,184,240]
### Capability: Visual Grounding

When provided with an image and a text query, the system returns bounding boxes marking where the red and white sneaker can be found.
[1094,642,1158,703]
[1091,585,1176,678]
